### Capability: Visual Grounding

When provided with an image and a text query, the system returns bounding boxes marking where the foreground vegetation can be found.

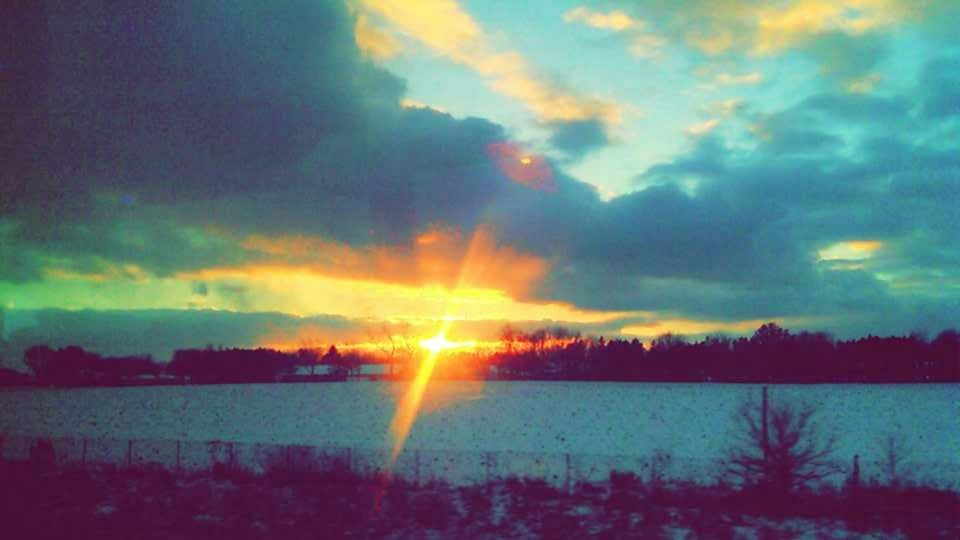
[4,391,955,537]
[2,456,956,539]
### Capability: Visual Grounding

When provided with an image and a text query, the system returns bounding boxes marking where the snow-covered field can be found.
[2,382,957,486]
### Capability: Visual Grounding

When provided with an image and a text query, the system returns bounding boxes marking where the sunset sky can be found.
[2,0,959,361]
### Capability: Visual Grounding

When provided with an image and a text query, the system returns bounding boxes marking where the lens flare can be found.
[388,324,450,464]
[419,331,454,354]
[486,142,555,191]
[384,227,520,476]
[419,331,478,354]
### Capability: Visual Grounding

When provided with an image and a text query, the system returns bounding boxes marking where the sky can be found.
[1,0,959,362]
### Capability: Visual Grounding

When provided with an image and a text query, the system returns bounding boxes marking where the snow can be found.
[1,382,957,486]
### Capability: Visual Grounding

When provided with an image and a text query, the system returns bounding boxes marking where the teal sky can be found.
[1,1,959,361]
[370,1,954,196]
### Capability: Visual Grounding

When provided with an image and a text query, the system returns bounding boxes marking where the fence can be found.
[1,434,957,491]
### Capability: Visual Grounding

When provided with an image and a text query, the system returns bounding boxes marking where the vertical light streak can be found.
[387,322,451,464]
[384,227,495,472]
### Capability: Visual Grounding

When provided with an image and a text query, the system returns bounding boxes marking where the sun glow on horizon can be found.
[418,330,478,354]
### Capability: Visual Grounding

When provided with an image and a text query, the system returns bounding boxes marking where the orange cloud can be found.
[633,0,926,59]
[358,0,621,126]
[177,263,622,325]
[564,7,642,32]
[817,240,884,261]
[753,0,910,54]
[400,98,447,113]
[686,118,721,137]
[564,6,666,59]
[236,225,552,304]
[621,317,811,338]
[843,73,883,94]
[354,13,401,60]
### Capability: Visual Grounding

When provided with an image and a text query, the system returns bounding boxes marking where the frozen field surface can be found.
[2,382,957,484]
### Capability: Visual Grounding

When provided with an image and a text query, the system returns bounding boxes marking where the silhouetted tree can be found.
[500,324,519,355]
[24,345,54,380]
[751,323,791,347]
[930,329,960,381]
[323,345,360,377]
[374,323,416,377]
[24,345,101,385]
[296,348,321,376]
[725,389,838,497]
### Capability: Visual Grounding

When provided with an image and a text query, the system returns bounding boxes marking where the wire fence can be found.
[1,434,957,491]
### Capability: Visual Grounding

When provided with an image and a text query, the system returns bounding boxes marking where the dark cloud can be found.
[801,93,909,123]
[548,119,611,160]
[0,2,957,340]
[2,1,404,213]
[919,57,960,119]
[0,309,359,364]
[0,0,519,277]
[533,61,960,331]
[759,123,842,156]
[571,182,796,283]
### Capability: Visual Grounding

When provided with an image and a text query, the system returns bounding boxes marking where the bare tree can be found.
[880,434,908,487]
[372,322,416,377]
[725,388,838,495]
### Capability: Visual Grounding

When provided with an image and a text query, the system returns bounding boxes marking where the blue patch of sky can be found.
[463,0,704,196]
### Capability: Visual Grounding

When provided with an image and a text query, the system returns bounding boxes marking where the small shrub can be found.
[607,471,643,514]
[29,439,56,470]
[212,462,255,483]
[458,483,497,532]
[412,490,454,529]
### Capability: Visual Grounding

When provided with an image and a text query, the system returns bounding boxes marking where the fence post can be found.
[127,440,133,468]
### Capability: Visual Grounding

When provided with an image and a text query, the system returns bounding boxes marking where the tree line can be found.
[8,323,959,386]
[19,344,363,386]
[489,323,959,383]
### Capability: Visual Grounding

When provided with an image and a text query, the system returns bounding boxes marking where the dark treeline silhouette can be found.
[8,323,959,386]
[490,323,959,383]
[0,366,30,386]
[167,345,365,384]
[17,344,359,386]
[23,345,161,386]
[168,347,297,384]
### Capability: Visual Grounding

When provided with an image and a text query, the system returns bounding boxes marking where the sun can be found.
[419,331,456,354]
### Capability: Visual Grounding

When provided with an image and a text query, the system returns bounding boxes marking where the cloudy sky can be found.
[1,0,958,360]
